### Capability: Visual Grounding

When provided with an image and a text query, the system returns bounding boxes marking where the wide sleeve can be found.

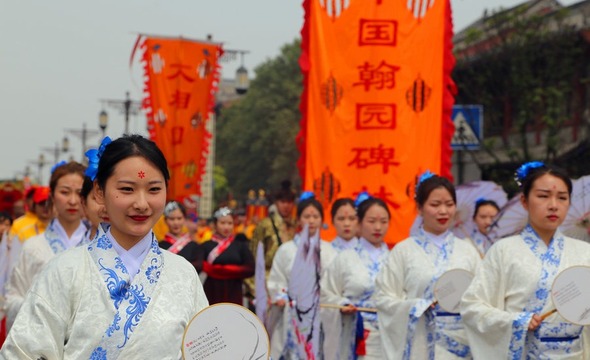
[320,254,352,307]
[1,256,74,359]
[373,245,429,360]
[267,244,290,302]
[4,241,44,329]
[460,244,533,360]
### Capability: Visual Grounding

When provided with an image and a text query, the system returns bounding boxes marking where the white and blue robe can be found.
[374,229,481,359]
[267,234,336,360]
[331,236,359,253]
[321,238,389,359]
[0,227,208,359]
[461,225,590,359]
[4,218,86,330]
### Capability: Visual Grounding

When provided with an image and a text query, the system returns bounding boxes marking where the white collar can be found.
[423,229,451,248]
[53,219,87,249]
[108,230,153,282]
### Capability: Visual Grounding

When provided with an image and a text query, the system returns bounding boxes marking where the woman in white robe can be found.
[0,135,209,359]
[461,162,590,359]
[4,161,87,330]
[322,194,390,359]
[374,172,481,359]
[465,199,500,257]
[267,193,336,360]
[330,198,359,252]
[79,175,109,245]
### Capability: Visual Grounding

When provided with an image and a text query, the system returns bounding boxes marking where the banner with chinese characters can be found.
[137,36,222,201]
[298,0,455,244]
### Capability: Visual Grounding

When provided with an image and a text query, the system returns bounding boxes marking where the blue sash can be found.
[88,227,163,359]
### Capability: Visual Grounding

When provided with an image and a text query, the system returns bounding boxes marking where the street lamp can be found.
[41,137,69,164]
[101,92,142,135]
[38,153,45,184]
[235,51,249,95]
[65,123,100,163]
[99,110,108,138]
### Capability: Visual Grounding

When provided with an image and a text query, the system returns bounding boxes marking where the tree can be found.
[217,39,302,201]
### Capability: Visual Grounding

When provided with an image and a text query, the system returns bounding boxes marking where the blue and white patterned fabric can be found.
[508,225,583,359]
[404,227,469,360]
[353,239,388,329]
[332,236,359,253]
[44,219,87,254]
[470,228,492,256]
[88,227,163,359]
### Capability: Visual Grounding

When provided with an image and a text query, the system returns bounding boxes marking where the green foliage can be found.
[217,39,302,201]
[213,165,229,205]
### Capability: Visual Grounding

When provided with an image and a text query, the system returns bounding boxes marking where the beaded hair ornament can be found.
[213,206,232,219]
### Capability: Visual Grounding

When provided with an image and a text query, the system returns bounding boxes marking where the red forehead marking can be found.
[138,171,146,179]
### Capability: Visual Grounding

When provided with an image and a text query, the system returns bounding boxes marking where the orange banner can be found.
[298,0,455,244]
[139,36,222,201]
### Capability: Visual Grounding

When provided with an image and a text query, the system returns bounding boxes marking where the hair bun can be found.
[281,180,292,190]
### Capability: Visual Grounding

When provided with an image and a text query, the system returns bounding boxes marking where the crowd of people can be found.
[0,134,589,359]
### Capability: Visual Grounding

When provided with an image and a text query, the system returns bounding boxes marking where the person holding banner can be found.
[374,171,481,359]
[330,197,359,252]
[461,162,590,359]
[0,135,208,359]
[321,193,390,359]
[468,199,500,256]
[267,192,336,360]
[159,201,200,267]
[4,161,87,331]
[197,206,255,305]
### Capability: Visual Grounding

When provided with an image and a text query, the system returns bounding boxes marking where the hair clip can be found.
[50,160,67,174]
[414,170,436,200]
[514,161,544,187]
[299,191,315,202]
[475,197,487,206]
[85,136,112,181]
[354,191,371,208]
[164,201,180,217]
[214,206,232,219]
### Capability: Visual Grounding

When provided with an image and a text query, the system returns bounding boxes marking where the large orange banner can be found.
[298,0,455,244]
[139,36,222,201]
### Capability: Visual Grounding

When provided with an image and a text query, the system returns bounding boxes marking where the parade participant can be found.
[374,171,481,360]
[321,193,390,359]
[330,197,359,252]
[0,135,208,358]
[195,216,213,243]
[0,212,11,237]
[268,192,337,360]
[197,207,254,305]
[8,186,37,240]
[468,198,500,257]
[246,180,297,306]
[461,162,590,359]
[159,201,199,267]
[4,161,87,330]
[13,186,52,242]
[79,175,108,244]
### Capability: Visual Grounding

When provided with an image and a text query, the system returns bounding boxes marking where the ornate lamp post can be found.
[99,110,108,138]
[101,92,142,135]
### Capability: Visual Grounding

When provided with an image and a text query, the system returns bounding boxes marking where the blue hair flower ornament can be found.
[84,136,112,181]
[354,191,371,208]
[299,191,315,202]
[475,197,487,206]
[417,170,435,185]
[514,161,545,187]
[50,160,67,174]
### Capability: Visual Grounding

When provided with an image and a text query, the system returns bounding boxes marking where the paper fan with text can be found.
[561,175,590,243]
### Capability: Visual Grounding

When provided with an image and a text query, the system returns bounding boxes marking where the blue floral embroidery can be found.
[45,220,68,254]
[89,347,107,360]
[96,234,112,250]
[145,264,160,284]
[106,313,121,337]
[119,284,150,348]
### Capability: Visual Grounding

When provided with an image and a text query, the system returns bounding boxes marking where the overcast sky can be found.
[0,0,581,182]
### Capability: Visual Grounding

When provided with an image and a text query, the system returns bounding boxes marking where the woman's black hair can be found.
[0,211,12,225]
[415,175,456,208]
[49,161,86,195]
[473,200,500,219]
[357,198,390,221]
[521,165,572,199]
[95,134,170,190]
[330,198,355,223]
[80,176,94,201]
[297,197,324,220]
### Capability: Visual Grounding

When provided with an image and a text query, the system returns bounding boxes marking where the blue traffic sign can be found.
[451,105,483,151]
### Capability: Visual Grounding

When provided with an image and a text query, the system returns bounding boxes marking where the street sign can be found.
[451,105,483,151]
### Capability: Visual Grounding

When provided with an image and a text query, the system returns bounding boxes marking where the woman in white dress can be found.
[466,199,500,257]
[330,198,359,252]
[322,193,391,359]
[374,172,481,359]
[1,135,208,359]
[267,192,336,360]
[4,161,87,330]
[461,162,590,359]
[79,175,109,245]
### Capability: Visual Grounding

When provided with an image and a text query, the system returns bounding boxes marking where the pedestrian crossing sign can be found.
[451,105,483,151]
